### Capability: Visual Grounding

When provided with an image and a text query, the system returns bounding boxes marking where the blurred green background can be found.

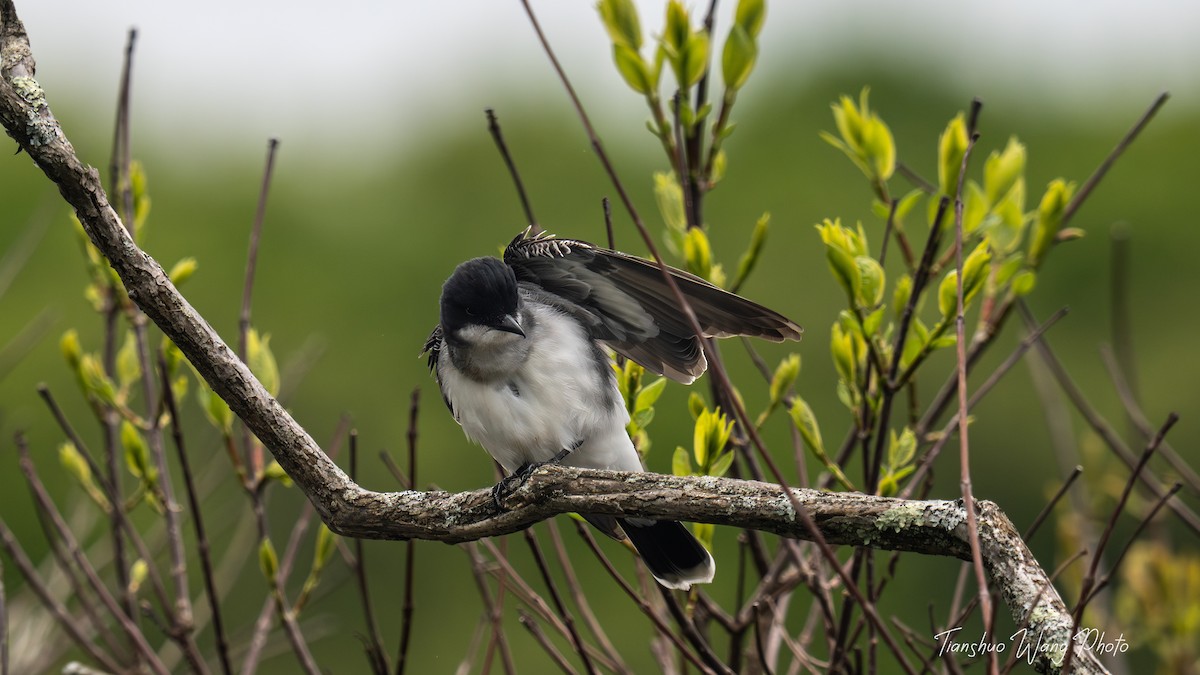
[1,1,1197,672]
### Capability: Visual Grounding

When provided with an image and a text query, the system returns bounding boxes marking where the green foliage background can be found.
[0,24,1196,672]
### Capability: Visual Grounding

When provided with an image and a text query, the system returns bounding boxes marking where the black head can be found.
[439,257,524,338]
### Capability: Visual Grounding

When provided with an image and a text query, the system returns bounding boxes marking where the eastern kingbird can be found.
[425,228,803,589]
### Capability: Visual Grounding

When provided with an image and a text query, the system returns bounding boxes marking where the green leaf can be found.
[891,274,912,318]
[246,329,280,398]
[789,397,823,455]
[691,522,714,550]
[863,306,886,338]
[60,329,82,371]
[721,24,756,91]
[116,330,141,389]
[79,354,118,407]
[994,252,1025,288]
[613,44,655,95]
[129,160,152,238]
[168,257,198,286]
[938,113,968,196]
[683,227,716,283]
[769,354,801,407]
[938,270,959,319]
[314,524,337,570]
[631,407,655,430]
[1028,179,1076,268]
[687,392,706,419]
[1011,269,1037,296]
[929,334,957,349]
[635,376,667,411]
[262,460,293,487]
[198,382,234,434]
[937,243,991,318]
[731,212,768,291]
[259,539,279,583]
[710,148,728,185]
[855,255,885,308]
[672,446,692,476]
[962,180,988,234]
[121,420,157,487]
[816,219,861,303]
[709,450,735,478]
[654,172,687,250]
[983,136,1026,206]
[60,441,109,509]
[681,32,709,88]
[734,0,766,37]
[597,0,642,50]
[664,0,690,55]
[129,559,149,594]
[823,88,894,182]
[830,322,856,384]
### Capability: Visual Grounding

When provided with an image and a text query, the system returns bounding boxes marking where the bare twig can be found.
[396,387,420,675]
[1061,93,1169,227]
[350,431,389,674]
[486,108,537,228]
[1023,466,1084,541]
[950,131,994,671]
[159,356,233,675]
[518,611,579,675]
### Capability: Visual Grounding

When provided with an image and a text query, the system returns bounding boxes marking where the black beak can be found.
[495,313,525,338]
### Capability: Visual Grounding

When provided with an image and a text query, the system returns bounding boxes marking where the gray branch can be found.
[0,3,1106,672]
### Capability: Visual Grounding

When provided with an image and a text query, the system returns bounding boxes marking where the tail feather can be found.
[617,517,715,590]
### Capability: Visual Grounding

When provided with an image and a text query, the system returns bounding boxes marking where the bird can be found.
[424,227,803,589]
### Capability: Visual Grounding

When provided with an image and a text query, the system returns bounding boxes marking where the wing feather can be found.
[504,228,802,383]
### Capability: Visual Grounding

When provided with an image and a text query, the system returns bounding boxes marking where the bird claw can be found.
[490,445,575,510]
[491,462,539,509]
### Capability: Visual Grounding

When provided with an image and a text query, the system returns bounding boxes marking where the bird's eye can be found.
[464,307,477,317]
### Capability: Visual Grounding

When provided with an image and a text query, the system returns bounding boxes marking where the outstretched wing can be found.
[503,228,803,383]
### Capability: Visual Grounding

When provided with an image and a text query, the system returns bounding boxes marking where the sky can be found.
[14,1,1198,159]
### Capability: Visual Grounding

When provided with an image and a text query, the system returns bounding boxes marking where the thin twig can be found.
[350,431,390,674]
[1023,466,1084,541]
[396,387,420,675]
[950,131,994,671]
[1086,481,1182,605]
[1061,92,1169,227]
[159,356,233,675]
[518,611,580,675]
[486,108,537,228]
[239,137,280,478]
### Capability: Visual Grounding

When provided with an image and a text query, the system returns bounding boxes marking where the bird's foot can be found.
[490,445,576,510]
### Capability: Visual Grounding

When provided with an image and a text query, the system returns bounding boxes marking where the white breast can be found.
[439,301,644,474]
